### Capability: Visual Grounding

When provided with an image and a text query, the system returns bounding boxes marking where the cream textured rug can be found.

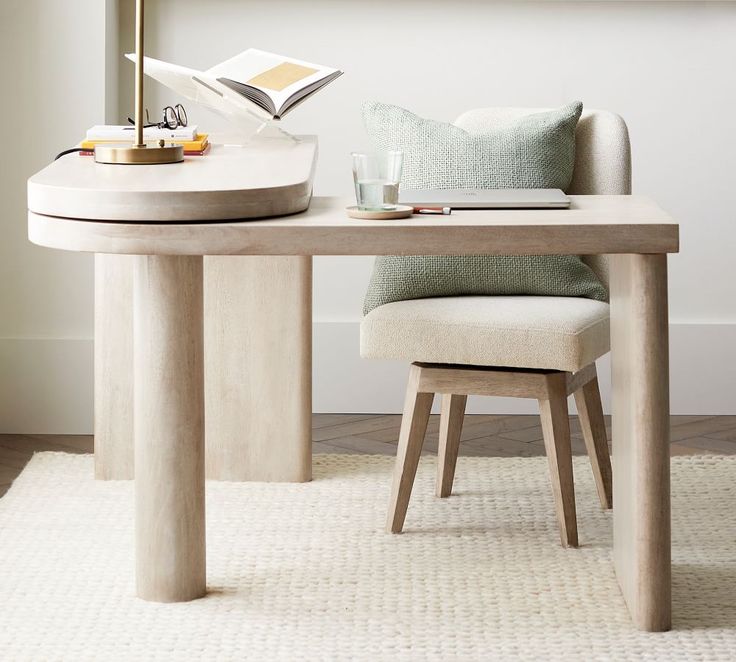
[0,453,735,661]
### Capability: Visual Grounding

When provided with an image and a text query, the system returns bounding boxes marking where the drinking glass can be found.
[351,151,403,211]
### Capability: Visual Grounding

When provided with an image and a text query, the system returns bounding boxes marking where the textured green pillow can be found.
[361,101,608,314]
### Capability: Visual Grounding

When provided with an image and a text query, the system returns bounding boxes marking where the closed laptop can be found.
[399,188,571,209]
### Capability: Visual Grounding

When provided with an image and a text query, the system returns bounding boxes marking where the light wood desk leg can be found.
[204,256,312,482]
[610,254,671,632]
[134,255,206,603]
[94,255,312,483]
[94,254,134,480]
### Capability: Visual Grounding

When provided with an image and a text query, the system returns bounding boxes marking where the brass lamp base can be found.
[94,143,184,165]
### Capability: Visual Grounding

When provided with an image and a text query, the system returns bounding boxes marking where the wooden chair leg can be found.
[573,373,613,509]
[387,364,434,533]
[539,373,578,548]
[436,393,467,498]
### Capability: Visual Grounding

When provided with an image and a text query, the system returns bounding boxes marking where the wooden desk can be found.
[31,142,319,486]
[28,153,678,630]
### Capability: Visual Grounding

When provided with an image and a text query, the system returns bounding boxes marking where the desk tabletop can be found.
[28,138,318,222]
[28,195,679,256]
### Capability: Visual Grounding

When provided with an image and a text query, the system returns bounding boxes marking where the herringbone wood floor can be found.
[1,415,735,498]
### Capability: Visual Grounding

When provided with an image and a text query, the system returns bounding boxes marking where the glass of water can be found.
[352,151,403,211]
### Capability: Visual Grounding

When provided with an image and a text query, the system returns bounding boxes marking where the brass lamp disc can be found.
[94,144,184,165]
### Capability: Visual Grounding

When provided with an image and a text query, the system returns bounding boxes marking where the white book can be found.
[127,49,342,121]
[86,125,198,141]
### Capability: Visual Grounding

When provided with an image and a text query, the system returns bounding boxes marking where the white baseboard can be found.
[0,322,733,433]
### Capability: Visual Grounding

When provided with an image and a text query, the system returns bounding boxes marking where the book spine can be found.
[81,136,209,151]
[80,145,210,157]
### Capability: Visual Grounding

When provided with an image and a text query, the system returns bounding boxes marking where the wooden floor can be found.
[1,414,735,498]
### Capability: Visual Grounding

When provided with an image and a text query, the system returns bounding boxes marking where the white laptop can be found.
[399,188,571,209]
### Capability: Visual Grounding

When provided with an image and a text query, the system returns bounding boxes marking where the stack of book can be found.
[80,125,210,156]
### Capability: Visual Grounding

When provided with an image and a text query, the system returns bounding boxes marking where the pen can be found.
[413,207,452,215]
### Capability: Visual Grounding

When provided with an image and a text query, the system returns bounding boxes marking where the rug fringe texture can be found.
[0,452,734,661]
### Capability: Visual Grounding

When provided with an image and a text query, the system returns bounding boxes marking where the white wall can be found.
[132,0,736,327]
[135,0,734,416]
[0,0,116,432]
[2,1,734,431]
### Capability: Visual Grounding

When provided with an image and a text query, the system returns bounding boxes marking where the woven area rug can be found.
[0,453,734,661]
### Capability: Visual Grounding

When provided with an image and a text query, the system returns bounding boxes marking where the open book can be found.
[127,49,342,121]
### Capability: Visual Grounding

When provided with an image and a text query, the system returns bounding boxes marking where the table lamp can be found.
[95,0,184,165]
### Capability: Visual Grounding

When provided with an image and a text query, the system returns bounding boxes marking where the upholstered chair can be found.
[360,108,631,548]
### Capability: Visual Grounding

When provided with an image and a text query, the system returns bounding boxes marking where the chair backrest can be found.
[453,107,632,288]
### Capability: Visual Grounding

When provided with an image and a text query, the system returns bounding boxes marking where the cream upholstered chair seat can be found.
[361,295,610,373]
[362,106,630,549]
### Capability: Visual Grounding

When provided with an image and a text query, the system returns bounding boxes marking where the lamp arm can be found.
[134,0,145,148]
[94,0,183,164]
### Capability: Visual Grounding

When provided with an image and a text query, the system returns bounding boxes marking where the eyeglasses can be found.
[127,104,188,130]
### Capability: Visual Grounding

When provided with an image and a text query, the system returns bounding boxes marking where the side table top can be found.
[27,136,318,222]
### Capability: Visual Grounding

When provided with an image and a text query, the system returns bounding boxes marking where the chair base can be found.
[386,362,612,548]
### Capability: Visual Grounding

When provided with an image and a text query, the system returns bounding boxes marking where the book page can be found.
[207,49,340,115]
[247,62,318,92]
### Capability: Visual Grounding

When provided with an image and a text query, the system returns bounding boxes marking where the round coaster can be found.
[346,205,413,220]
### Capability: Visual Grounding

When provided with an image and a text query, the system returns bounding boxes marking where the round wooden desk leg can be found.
[134,255,206,603]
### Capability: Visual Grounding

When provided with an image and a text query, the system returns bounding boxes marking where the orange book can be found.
[80,134,209,152]
[80,143,211,157]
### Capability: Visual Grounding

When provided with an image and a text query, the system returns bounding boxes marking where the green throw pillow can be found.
[361,101,608,315]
